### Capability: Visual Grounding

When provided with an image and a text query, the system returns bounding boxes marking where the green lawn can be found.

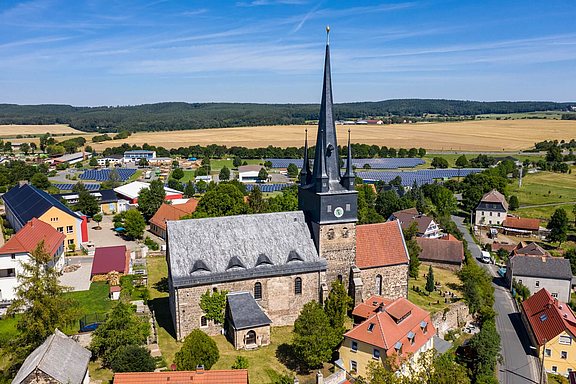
[65,281,115,333]
[169,170,195,183]
[127,169,143,182]
[408,265,462,315]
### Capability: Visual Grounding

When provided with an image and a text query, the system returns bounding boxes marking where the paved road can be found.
[519,201,576,209]
[452,215,539,384]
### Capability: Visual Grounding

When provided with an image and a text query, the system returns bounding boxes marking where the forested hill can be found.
[0,100,572,133]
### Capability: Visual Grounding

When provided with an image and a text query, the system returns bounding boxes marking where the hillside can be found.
[0,100,572,133]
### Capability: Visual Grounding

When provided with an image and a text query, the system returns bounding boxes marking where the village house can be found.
[2,181,88,250]
[0,218,65,302]
[416,236,465,271]
[521,288,576,376]
[12,329,91,384]
[149,199,198,239]
[91,245,131,280]
[113,368,248,384]
[389,208,441,238]
[502,217,541,235]
[475,189,508,226]
[511,242,551,258]
[339,296,436,378]
[166,35,410,342]
[506,255,572,302]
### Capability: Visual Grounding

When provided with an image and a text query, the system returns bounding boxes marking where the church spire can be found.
[341,129,355,190]
[312,25,340,188]
[300,129,311,186]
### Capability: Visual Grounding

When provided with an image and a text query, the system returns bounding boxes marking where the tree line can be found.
[0,100,571,133]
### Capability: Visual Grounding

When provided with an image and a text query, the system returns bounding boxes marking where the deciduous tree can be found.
[219,165,230,181]
[258,167,268,181]
[292,301,336,368]
[77,190,99,217]
[403,222,421,279]
[124,209,146,239]
[194,183,249,217]
[138,180,166,218]
[30,172,50,190]
[172,168,184,180]
[508,195,519,211]
[287,163,298,178]
[548,208,568,247]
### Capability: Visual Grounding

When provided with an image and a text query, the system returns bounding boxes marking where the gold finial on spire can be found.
[326,25,330,45]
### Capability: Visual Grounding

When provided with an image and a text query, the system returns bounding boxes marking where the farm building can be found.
[91,245,131,279]
[51,152,92,165]
[238,164,265,182]
[416,237,465,271]
[502,217,541,234]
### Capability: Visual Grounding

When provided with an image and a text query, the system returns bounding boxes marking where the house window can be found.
[350,360,358,372]
[561,351,567,359]
[559,335,572,345]
[351,341,358,352]
[254,282,262,300]
[535,281,540,287]
[200,316,207,327]
[57,227,64,233]
[373,348,380,359]
[375,275,382,296]
[518,279,522,284]
[67,225,73,234]
[545,349,552,357]
[489,220,492,224]
[10,254,15,260]
[67,239,74,245]
[294,277,302,295]
[568,368,573,373]
[490,212,492,216]
[552,293,558,298]
[482,211,485,216]
[552,366,558,373]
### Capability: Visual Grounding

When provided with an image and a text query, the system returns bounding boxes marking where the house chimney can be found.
[19,180,28,188]
[196,365,204,373]
[316,371,324,384]
[554,299,558,307]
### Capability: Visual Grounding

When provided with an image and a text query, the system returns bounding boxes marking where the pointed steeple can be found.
[312,25,341,188]
[313,128,329,192]
[300,129,311,186]
[341,129,355,190]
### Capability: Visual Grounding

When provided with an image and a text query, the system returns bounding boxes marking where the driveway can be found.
[87,215,141,251]
[452,214,539,384]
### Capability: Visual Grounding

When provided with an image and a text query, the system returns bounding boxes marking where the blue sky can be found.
[1,0,575,106]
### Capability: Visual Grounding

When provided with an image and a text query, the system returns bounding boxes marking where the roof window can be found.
[539,314,548,322]
[367,323,375,332]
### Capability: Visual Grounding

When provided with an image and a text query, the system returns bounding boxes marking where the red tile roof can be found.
[491,243,520,254]
[440,234,459,242]
[149,200,199,231]
[110,286,121,293]
[91,245,129,275]
[416,237,464,264]
[344,297,435,357]
[513,242,550,257]
[113,369,248,384]
[356,221,409,269]
[0,218,65,259]
[521,288,576,346]
[352,296,393,319]
[503,217,540,231]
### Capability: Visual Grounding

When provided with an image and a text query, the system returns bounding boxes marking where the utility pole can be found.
[540,339,547,384]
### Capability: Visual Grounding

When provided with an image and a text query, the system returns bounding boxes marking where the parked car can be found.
[481,251,491,264]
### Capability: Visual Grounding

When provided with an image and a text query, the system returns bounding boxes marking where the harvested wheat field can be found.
[90,119,576,151]
[0,124,83,136]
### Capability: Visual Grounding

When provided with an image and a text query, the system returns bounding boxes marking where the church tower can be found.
[299,27,358,288]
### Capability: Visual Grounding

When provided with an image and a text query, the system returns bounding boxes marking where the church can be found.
[166,30,410,348]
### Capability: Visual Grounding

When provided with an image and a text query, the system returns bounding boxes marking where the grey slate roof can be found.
[167,211,327,287]
[509,256,572,280]
[12,329,91,384]
[433,335,453,356]
[226,291,272,330]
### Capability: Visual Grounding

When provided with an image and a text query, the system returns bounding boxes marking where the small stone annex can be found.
[166,31,410,342]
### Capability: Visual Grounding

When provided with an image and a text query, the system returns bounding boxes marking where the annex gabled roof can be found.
[352,296,393,320]
[479,189,508,211]
[149,199,198,231]
[344,297,435,357]
[226,291,272,330]
[393,212,436,235]
[356,220,409,269]
[167,211,327,287]
[503,217,540,231]
[416,237,464,265]
[12,329,91,384]
[509,255,571,280]
[113,369,248,384]
[521,288,576,346]
[91,245,129,275]
[513,242,550,257]
[0,218,65,258]
[2,183,80,228]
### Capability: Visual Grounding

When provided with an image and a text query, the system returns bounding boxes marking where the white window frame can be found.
[66,225,73,234]
[559,335,572,345]
[373,348,380,360]
[545,348,552,357]
[561,351,567,359]
[350,360,358,373]
[351,341,358,352]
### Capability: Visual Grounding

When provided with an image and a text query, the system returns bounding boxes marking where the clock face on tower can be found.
[334,206,344,218]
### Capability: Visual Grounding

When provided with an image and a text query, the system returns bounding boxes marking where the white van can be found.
[481,251,491,264]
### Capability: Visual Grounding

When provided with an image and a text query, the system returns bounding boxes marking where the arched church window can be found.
[338,275,343,283]
[375,275,382,296]
[295,277,302,295]
[200,316,207,327]
[254,282,262,300]
[327,229,335,240]
[342,227,349,238]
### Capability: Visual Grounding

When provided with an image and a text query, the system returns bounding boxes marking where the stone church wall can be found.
[360,263,409,300]
[313,222,357,288]
[173,271,324,340]
[431,301,474,338]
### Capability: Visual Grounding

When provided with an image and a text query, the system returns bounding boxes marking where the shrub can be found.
[174,329,219,370]
[231,355,249,369]
[111,345,156,373]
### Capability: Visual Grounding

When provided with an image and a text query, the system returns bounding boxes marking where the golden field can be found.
[89,119,576,151]
[0,124,83,136]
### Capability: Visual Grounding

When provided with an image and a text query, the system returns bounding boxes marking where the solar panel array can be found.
[266,158,425,169]
[78,169,136,182]
[52,183,100,191]
[356,169,483,186]
[245,183,293,192]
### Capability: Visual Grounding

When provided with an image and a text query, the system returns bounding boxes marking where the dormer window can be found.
[407,331,415,345]
[420,321,428,334]
[226,256,245,270]
[287,250,303,263]
[395,341,403,356]
[191,260,210,273]
[255,254,273,267]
